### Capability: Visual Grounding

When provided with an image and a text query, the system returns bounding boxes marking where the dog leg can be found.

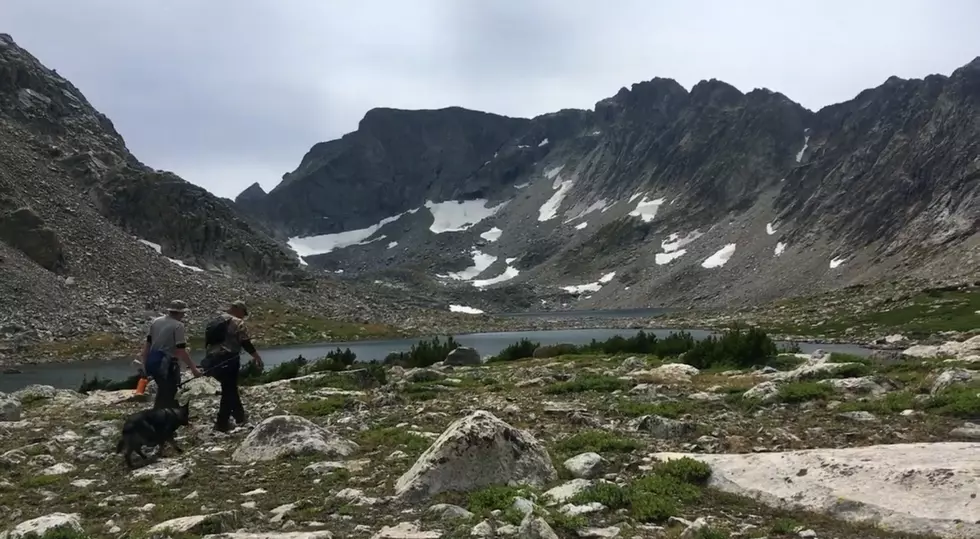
[124,449,135,469]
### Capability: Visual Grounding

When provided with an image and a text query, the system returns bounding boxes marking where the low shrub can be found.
[78,374,141,393]
[683,325,779,369]
[491,338,539,362]
[384,336,460,368]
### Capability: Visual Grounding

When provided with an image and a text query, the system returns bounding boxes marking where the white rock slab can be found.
[653,442,980,539]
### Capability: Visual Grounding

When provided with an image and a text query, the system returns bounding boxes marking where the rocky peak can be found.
[689,78,745,108]
[235,182,267,204]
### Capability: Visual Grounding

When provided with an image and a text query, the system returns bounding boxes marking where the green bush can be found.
[554,430,641,455]
[568,456,710,523]
[78,374,141,393]
[531,343,580,358]
[922,386,980,418]
[384,336,460,368]
[777,381,834,403]
[305,348,358,373]
[577,330,697,357]
[544,374,630,394]
[682,326,779,369]
[491,338,540,362]
[239,355,308,385]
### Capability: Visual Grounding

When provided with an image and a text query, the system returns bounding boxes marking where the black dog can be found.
[115,401,191,468]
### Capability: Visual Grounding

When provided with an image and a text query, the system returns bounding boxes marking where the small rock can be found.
[407,369,446,383]
[131,459,191,486]
[511,497,534,516]
[427,504,474,522]
[634,415,695,438]
[3,512,82,538]
[950,425,980,441]
[445,347,482,366]
[148,512,236,535]
[543,479,593,505]
[517,514,559,539]
[579,526,621,538]
[837,411,877,422]
[563,452,606,479]
[930,369,975,395]
[232,415,358,463]
[621,356,647,371]
[559,502,605,517]
[470,520,494,537]
[371,521,442,539]
[39,462,75,476]
[679,517,709,538]
[0,396,22,421]
[798,530,817,538]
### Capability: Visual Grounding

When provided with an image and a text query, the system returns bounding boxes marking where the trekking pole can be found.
[176,355,241,388]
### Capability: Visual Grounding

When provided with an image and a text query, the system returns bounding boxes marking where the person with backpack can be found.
[142,300,202,409]
[202,300,263,432]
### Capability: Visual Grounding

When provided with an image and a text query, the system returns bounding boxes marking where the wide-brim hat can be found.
[228,300,248,316]
[167,300,189,313]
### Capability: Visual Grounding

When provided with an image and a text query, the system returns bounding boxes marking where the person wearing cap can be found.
[142,300,202,409]
[203,300,263,432]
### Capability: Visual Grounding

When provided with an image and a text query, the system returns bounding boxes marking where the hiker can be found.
[202,300,263,432]
[142,300,202,409]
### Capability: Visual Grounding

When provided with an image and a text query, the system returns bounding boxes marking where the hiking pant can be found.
[214,356,245,427]
[153,360,180,409]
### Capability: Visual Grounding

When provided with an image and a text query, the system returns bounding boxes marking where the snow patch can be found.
[137,239,205,272]
[628,196,666,223]
[766,222,777,235]
[702,243,737,269]
[538,138,550,147]
[539,179,574,222]
[480,227,503,242]
[449,305,484,315]
[289,209,416,256]
[562,272,615,294]
[830,257,847,269]
[591,130,601,136]
[795,134,810,163]
[662,231,703,253]
[505,257,518,264]
[656,250,687,265]
[629,192,644,203]
[427,199,505,233]
[387,241,398,249]
[544,165,565,180]
[443,249,498,281]
[575,222,588,230]
[472,266,520,288]
[774,242,786,256]
[514,182,530,189]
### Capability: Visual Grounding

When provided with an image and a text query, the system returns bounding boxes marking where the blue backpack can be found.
[145,349,167,378]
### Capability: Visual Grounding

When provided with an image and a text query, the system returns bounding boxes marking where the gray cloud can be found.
[2,0,977,198]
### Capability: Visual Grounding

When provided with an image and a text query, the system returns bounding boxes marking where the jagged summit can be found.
[244,57,980,311]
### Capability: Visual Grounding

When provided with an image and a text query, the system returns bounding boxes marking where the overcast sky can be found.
[2,1,977,199]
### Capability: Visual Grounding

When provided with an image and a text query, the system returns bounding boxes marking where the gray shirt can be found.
[147,314,187,360]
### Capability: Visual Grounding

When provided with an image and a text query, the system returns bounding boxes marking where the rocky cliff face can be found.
[251,59,980,311]
[0,34,448,356]
[0,33,300,279]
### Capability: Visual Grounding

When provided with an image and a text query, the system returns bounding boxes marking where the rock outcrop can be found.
[654,443,980,539]
[394,410,557,502]
[232,415,358,463]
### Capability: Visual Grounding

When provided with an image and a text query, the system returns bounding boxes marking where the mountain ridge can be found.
[242,57,980,311]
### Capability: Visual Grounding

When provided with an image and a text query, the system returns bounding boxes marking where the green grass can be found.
[836,391,917,415]
[553,430,641,456]
[770,518,801,535]
[544,374,631,394]
[466,485,534,520]
[922,386,980,418]
[291,396,351,417]
[614,399,697,419]
[567,457,711,523]
[355,427,432,455]
[765,287,980,338]
[777,381,835,403]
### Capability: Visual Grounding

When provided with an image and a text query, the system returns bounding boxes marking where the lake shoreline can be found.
[0,311,876,376]
[0,314,883,369]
